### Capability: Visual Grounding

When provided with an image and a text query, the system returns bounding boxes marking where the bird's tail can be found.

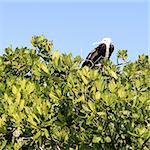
[81,59,94,68]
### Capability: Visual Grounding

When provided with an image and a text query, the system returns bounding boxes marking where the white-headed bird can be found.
[82,37,114,68]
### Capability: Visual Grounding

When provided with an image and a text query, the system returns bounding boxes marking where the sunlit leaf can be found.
[40,62,49,74]
[19,99,25,111]
[12,85,17,95]
[118,87,126,98]
[110,70,118,79]
[33,131,41,140]
[95,91,101,100]
[108,79,116,93]
[92,136,102,143]
[82,104,91,112]
[26,82,35,94]
[88,101,95,111]
[105,136,111,143]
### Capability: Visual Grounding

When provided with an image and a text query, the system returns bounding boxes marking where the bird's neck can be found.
[105,43,110,58]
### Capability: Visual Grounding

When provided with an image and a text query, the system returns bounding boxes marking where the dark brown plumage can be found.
[82,38,114,68]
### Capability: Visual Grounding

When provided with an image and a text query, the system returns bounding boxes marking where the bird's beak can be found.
[92,42,101,45]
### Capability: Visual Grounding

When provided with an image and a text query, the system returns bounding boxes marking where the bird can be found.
[81,37,114,68]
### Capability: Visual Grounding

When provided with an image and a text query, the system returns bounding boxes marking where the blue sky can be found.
[0,0,149,63]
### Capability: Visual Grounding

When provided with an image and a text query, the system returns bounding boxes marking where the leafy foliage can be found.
[0,35,150,150]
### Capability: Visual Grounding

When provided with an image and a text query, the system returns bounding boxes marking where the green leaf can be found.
[0,114,7,127]
[117,49,128,60]
[105,136,111,143]
[95,91,101,100]
[26,82,35,94]
[12,85,17,95]
[80,74,88,85]
[82,104,91,112]
[88,101,95,111]
[27,115,37,128]
[108,79,116,92]
[118,87,126,98]
[19,99,25,111]
[16,91,21,104]
[110,70,118,79]
[127,131,139,137]
[95,80,104,92]
[137,127,147,136]
[31,113,40,124]
[97,112,106,118]
[78,70,89,85]
[52,50,60,60]
[77,95,85,103]
[44,129,49,138]
[92,136,102,143]
[1,139,7,149]
[40,62,49,74]
[20,79,26,89]
[33,131,41,140]
[122,110,130,116]
[5,47,13,55]
[49,92,59,101]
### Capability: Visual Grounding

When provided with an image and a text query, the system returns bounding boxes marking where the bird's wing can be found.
[108,44,114,58]
[86,43,106,64]
[81,43,106,68]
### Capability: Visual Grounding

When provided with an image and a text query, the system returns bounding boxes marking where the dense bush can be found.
[0,35,149,150]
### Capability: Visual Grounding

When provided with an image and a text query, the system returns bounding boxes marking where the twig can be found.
[141,137,150,150]
[56,145,61,150]
[116,60,131,66]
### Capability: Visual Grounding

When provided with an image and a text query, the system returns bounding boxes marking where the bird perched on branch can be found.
[81,37,114,68]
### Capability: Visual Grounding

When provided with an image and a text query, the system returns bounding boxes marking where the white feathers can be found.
[100,37,112,58]
[82,37,114,68]
[100,37,112,44]
[92,37,113,58]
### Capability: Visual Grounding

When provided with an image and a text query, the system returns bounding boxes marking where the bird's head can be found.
[92,37,112,46]
[101,37,112,45]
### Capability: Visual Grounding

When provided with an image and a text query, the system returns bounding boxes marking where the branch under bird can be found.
[81,37,114,68]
